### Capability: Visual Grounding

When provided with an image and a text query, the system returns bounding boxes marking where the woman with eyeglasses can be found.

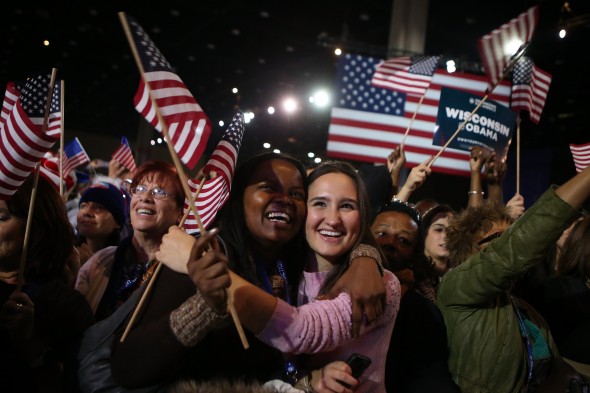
[75,160,184,320]
[437,162,590,393]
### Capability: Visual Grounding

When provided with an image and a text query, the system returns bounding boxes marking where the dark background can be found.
[1,1,589,209]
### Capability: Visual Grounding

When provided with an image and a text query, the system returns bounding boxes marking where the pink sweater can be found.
[257,270,400,393]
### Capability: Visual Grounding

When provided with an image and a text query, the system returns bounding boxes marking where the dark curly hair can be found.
[446,200,514,268]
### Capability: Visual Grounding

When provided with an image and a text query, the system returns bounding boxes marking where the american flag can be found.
[39,153,76,193]
[1,82,19,131]
[371,55,440,96]
[327,53,511,177]
[63,137,90,175]
[0,74,61,199]
[477,6,539,91]
[510,56,551,125]
[112,136,137,172]
[570,143,590,173]
[184,111,245,234]
[127,15,212,170]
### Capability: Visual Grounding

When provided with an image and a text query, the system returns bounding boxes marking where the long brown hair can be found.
[307,160,384,295]
[7,175,75,283]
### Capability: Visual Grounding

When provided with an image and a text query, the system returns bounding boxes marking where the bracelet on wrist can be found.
[467,190,484,196]
[350,244,384,276]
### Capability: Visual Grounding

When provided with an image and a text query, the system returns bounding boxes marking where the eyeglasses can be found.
[477,231,504,246]
[129,184,175,200]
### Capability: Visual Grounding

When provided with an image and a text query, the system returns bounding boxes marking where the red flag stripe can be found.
[477,6,539,88]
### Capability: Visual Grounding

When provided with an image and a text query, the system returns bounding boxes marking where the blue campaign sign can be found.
[432,87,516,160]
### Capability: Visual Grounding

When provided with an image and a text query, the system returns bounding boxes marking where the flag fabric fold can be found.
[1,82,19,131]
[63,137,91,175]
[477,6,539,90]
[371,55,440,96]
[510,56,551,125]
[570,142,590,173]
[112,136,137,172]
[327,53,512,177]
[0,74,61,199]
[183,111,245,234]
[126,15,212,170]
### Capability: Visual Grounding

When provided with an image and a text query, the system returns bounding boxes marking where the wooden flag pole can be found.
[179,175,207,225]
[428,44,528,168]
[516,114,521,195]
[119,12,248,349]
[17,68,58,291]
[401,94,426,146]
[59,80,65,199]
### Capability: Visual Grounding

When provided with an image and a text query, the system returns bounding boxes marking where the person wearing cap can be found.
[75,182,129,266]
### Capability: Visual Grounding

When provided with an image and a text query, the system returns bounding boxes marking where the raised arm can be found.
[485,153,507,204]
[467,146,488,208]
[387,145,406,200]
[395,156,433,202]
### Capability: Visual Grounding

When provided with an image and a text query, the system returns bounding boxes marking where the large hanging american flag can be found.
[184,111,245,234]
[127,15,212,170]
[112,136,137,172]
[63,137,90,175]
[477,6,539,90]
[510,56,551,125]
[327,53,511,177]
[570,142,590,173]
[0,74,61,199]
[371,55,440,96]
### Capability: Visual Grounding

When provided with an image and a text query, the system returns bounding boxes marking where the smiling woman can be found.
[75,160,184,319]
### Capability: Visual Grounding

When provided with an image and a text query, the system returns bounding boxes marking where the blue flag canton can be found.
[224,111,245,151]
[19,74,60,117]
[409,55,440,76]
[513,57,533,85]
[128,16,174,73]
[336,54,406,116]
[121,136,131,147]
[64,138,84,158]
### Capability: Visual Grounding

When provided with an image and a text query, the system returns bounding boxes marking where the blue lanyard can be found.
[255,257,291,305]
[511,295,534,383]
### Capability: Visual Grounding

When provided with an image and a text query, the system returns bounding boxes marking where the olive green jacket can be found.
[436,188,580,393]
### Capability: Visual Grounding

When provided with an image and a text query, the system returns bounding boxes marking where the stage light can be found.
[282,97,298,113]
[267,106,275,114]
[308,152,315,158]
[263,142,271,148]
[446,60,456,73]
[232,87,238,94]
[314,157,322,163]
[335,48,342,56]
[559,28,566,38]
[218,120,225,127]
[273,149,281,153]
[309,90,330,108]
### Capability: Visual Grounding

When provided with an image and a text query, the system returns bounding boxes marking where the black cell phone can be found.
[346,353,372,378]
[339,353,372,388]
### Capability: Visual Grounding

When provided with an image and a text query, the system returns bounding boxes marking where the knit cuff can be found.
[349,243,384,276]
[169,292,228,347]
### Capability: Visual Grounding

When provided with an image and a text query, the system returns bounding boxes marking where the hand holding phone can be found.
[340,353,372,388]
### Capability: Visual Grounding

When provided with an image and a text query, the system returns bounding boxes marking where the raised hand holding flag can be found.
[112,136,137,172]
